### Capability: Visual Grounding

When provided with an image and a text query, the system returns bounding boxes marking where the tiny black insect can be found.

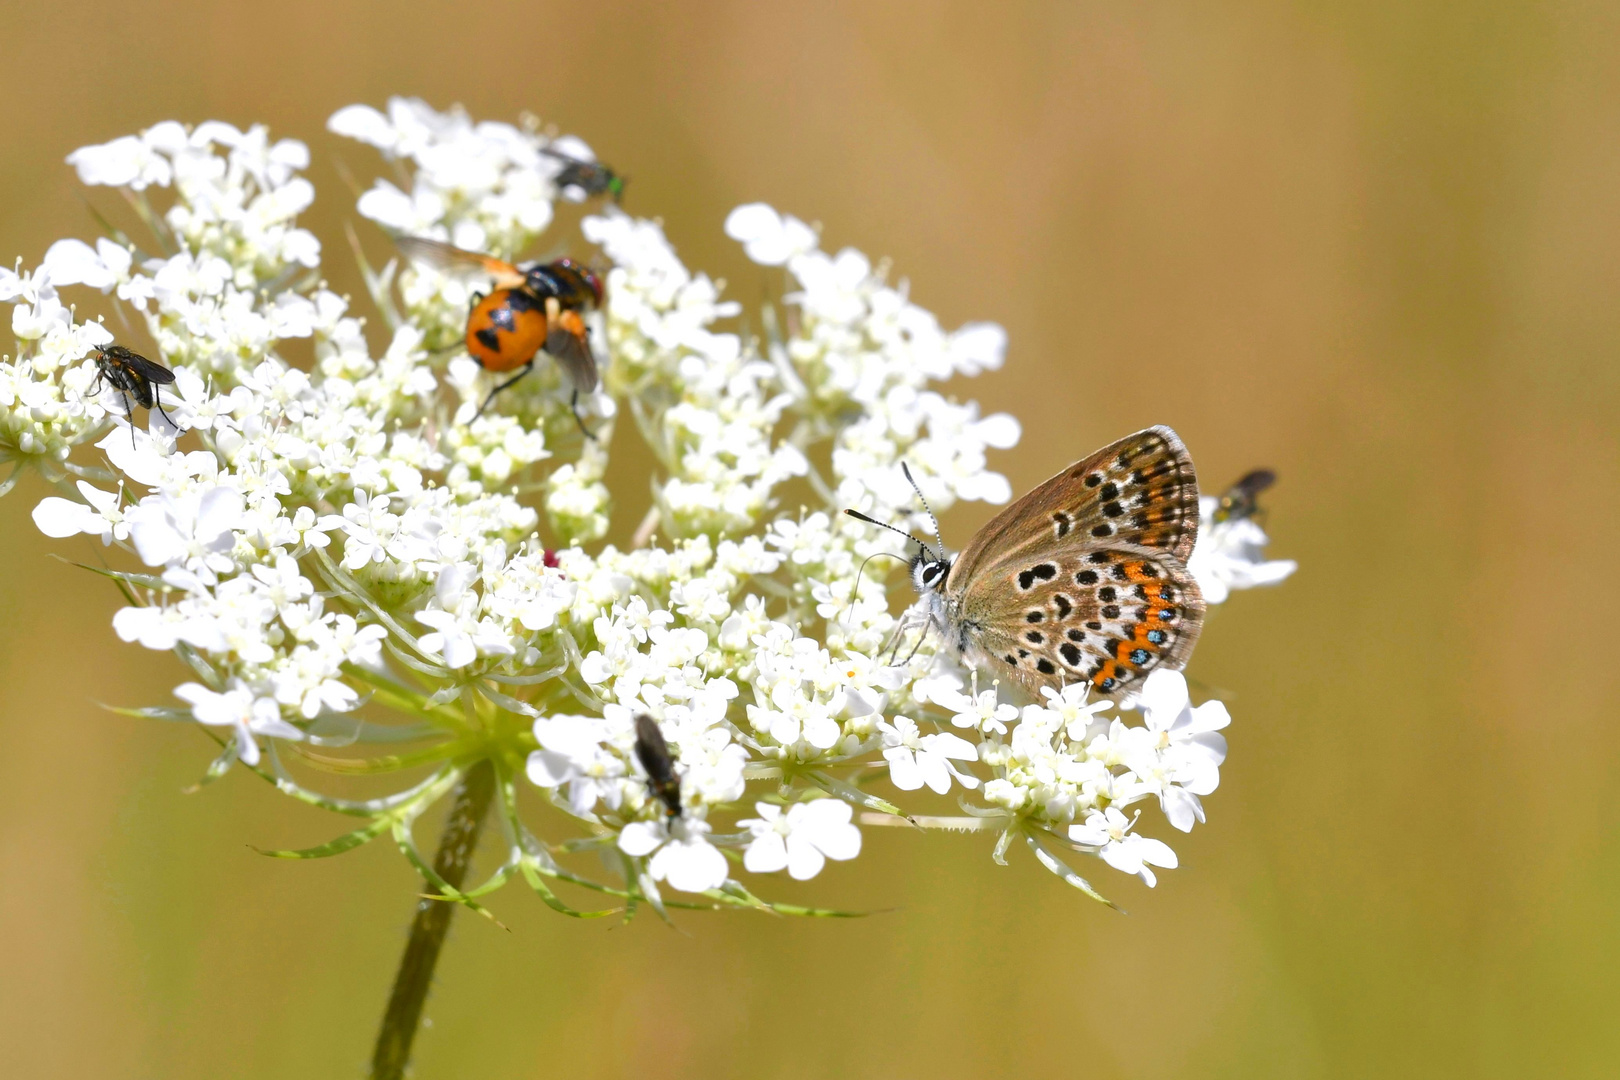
[89,345,182,447]
[633,713,682,819]
[1213,468,1277,524]
[542,146,626,204]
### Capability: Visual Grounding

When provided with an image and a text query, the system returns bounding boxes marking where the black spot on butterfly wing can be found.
[946,429,1195,595]
[964,544,1207,701]
[931,430,1207,700]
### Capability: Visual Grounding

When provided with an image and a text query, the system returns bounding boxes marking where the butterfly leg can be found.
[880,612,913,665]
[899,612,942,666]
[881,603,934,666]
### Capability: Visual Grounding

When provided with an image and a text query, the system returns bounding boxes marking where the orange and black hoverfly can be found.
[633,713,682,819]
[542,146,626,204]
[1213,468,1276,524]
[394,236,603,435]
[89,344,182,447]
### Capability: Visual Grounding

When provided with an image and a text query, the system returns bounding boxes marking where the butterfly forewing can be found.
[951,426,1200,585]
[944,426,1205,697]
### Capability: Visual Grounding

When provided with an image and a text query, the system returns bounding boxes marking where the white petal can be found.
[744,832,789,874]
[578,652,610,684]
[1189,699,1233,734]
[328,105,395,147]
[785,835,827,880]
[723,203,782,243]
[802,714,841,750]
[1161,786,1205,833]
[657,839,729,893]
[195,487,245,545]
[233,724,261,767]
[927,731,979,761]
[42,239,114,290]
[439,631,476,669]
[974,410,1020,448]
[617,820,663,857]
[801,802,861,861]
[1133,835,1178,870]
[111,607,177,649]
[525,750,574,788]
[1100,841,1144,876]
[948,321,1009,375]
[66,136,144,187]
[32,497,108,538]
[1068,819,1109,847]
[885,747,923,791]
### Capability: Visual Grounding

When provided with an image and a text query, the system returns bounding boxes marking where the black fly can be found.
[90,345,182,447]
[542,147,626,204]
[1213,469,1277,524]
[633,713,682,819]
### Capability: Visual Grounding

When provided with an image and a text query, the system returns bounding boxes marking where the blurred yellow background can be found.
[2,1,1617,1077]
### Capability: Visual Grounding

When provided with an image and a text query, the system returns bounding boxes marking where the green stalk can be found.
[370,759,495,1080]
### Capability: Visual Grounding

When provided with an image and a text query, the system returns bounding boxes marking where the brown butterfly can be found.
[847,426,1205,697]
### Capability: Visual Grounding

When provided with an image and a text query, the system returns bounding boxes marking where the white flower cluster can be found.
[4,99,1295,914]
[1188,495,1298,604]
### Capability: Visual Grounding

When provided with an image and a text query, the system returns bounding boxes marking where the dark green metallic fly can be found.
[542,147,626,204]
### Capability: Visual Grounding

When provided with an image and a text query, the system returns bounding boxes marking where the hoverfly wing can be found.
[545,310,600,394]
[394,235,526,289]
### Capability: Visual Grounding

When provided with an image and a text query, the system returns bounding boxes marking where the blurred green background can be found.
[2,0,1618,1076]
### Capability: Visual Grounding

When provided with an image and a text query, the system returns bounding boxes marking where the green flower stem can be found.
[370,758,496,1080]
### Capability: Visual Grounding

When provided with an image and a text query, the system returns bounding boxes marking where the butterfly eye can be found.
[921,564,942,584]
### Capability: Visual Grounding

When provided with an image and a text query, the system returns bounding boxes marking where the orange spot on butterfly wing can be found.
[1090,660,1114,687]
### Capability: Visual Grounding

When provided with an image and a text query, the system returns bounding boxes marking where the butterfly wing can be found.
[944,426,1204,696]
[395,236,527,289]
[948,543,1204,697]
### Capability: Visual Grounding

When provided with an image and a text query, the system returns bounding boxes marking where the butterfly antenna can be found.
[843,509,935,560]
[899,462,943,550]
[838,549,908,629]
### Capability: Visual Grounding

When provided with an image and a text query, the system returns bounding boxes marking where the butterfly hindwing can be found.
[957,543,1204,697]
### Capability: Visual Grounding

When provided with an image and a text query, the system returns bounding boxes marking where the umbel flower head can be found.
[4,99,1294,916]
